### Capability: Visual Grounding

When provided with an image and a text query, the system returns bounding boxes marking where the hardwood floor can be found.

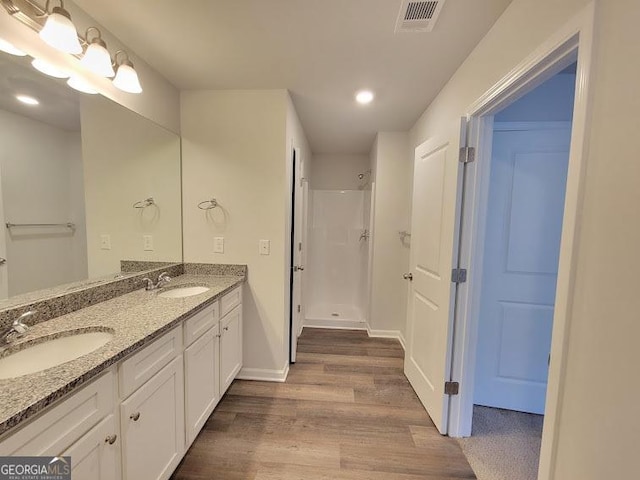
[171,328,476,480]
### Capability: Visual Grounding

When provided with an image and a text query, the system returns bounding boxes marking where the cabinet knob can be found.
[223,326,229,331]
[403,272,413,281]
[130,412,141,421]
[105,434,117,445]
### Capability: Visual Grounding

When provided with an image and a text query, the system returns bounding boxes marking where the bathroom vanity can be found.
[0,272,244,480]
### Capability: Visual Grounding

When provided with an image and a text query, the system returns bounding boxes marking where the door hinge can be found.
[451,268,467,283]
[444,381,459,395]
[297,305,301,313]
[459,146,475,164]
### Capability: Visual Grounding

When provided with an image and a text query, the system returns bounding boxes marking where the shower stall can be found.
[305,173,372,329]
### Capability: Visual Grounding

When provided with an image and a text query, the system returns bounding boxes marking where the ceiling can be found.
[73,0,513,154]
[0,53,80,131]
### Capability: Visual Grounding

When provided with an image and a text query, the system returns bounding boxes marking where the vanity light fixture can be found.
[112,50,142,94]
[39,0,82,54]
[67,75,98,95]
[80,27,115,78]
[16,95,39,106]
[355,90,374,105]
[31,58,70,79]
[0,38,26,56]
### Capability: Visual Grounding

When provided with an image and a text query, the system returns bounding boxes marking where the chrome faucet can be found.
[1,310,36,346]
[141,272,172,291]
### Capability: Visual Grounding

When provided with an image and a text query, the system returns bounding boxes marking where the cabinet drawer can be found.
[0,369,115,456]
[119,327,182,399]
[220,286,242,318]
[184,303,219,347]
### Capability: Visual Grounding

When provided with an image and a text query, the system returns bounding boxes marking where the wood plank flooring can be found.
[171,328,476,480]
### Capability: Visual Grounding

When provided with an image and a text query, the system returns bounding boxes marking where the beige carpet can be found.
[457,406,544,480]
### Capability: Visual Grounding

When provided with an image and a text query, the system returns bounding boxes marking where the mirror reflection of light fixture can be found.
[31,58,70,79]
[67,75,98,95]
[39,0,82,54]
[112,50,142,94]
[0,38,26,56]
[80,27,115,78]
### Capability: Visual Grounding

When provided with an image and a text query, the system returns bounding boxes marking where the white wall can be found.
[495,72,577,122]
[368,132,411,336]
[82,95,182,277]
[310,155,370,190]
[0,4,180,133]
[408,0,640,477]
[181,89,294,377]
[0,109,87,295]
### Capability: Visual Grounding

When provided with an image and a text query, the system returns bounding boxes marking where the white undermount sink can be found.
[158,286,210,298]
[0,330,114,379]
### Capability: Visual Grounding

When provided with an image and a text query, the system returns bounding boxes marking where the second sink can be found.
[158,286,210,299]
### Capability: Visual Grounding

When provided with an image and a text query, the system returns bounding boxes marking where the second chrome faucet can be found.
[141,272,172,291]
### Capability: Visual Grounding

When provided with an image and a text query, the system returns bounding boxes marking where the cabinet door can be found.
[220,304,242,395]
[120,355,184,480]
[63,414,121,480]
[184,325,220,447]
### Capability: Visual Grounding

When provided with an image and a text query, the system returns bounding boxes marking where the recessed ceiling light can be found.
[31,59,70,79]
[0,38,27,57]
[16,95,39,106]
[355,90,374,105]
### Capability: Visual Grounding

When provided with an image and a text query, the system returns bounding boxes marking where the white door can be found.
[220,304,243,394]
[290,149,306,362]
[63,415,121,480]
[474,123,571,414]
[405,119,466,434]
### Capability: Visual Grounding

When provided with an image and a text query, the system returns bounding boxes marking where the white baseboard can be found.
[366,325,406,351]
[237,364,290,382]
[304,318,367,330]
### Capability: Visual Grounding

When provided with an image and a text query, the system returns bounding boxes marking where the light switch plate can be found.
[214,237,224,253]
[100,234,111,250]
[143,235,154,251]
[259,239,270,255]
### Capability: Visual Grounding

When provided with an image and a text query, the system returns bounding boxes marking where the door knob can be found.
[293,265,305,272]
[403,273,413,281]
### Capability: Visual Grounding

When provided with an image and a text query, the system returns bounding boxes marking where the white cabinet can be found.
[120,355,184,480]
[184,325,220,447]
[63,414,121,480]
[220,304,243,395]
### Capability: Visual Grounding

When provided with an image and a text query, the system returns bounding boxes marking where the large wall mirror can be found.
[0,48,182,303]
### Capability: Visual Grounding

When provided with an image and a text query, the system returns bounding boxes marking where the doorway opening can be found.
[457,63,577,480]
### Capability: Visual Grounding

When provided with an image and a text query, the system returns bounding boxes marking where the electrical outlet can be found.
[214,237,224,253]
[143,235,154,251]
[259,239,270,255]
[100,234,111,250]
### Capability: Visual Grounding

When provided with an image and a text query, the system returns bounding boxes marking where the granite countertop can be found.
[0,273,244,437]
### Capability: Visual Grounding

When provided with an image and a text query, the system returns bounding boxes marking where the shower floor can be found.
[305,304,366,329]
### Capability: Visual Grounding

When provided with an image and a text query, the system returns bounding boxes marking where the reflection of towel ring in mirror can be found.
[198,199,218,210]
[133,197,155,209]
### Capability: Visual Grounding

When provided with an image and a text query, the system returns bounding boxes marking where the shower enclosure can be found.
[305,187,371,328]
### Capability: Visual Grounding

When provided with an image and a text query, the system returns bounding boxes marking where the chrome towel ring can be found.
[198,198,218,210]
[133,197,155,209]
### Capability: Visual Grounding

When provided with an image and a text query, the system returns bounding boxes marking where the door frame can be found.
[288,147,304,363]
[448,3,595,479]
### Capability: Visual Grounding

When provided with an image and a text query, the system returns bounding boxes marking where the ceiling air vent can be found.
[395,0,446,33]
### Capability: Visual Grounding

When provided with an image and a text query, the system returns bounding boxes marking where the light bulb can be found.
[31,58,69,79]
[39,5,82,54]
[113,62,142,94]
[81,41,115,78]
[67,76,98,94]
[0,38,26,56]
[16,95,39,106]
[355,90,374,104]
